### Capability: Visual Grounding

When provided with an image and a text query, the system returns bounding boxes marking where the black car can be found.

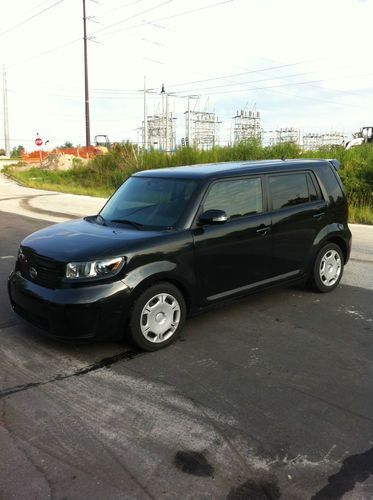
[8,159,351,351]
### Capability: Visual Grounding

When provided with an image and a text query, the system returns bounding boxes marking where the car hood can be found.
[21,218,164,262]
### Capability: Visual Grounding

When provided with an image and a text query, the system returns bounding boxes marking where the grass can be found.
[4,141,373,224]
[348,204,373,225]
[5,165,114,197]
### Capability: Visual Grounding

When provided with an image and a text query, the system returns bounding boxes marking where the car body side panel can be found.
[270,200,328,276]
[192,213,273,303]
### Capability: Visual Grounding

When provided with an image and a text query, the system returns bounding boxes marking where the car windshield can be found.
[100,176,198,229]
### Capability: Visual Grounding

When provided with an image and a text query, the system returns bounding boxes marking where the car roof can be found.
[133,159,330,180]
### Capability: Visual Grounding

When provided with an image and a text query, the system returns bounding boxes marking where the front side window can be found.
[203,177,263,219]
[100,176,198,228]
[269,173,310,210]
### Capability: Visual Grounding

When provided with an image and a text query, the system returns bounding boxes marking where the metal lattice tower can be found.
[143,113,176,151]
[142,84,177,151]
[233,109,262,144]
[302,133,323,150]
[321,132,345,147]
[184,99,221,149]
[275,127,300,145]
[303,132,345,150]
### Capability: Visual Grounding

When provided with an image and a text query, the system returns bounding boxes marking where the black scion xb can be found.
[8,159,351,351]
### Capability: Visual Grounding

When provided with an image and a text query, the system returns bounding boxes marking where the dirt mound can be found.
[41,153,76,171]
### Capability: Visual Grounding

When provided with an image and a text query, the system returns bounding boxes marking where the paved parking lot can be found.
[0,176,373,499]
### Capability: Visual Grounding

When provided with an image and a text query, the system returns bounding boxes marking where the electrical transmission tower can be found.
[303,131,345,150]
[275,127,300,145]
[321,131,345,147]
[302,133,323,150]
[233,108,262,144]
[143,85,176,151]
[184,99,221,149]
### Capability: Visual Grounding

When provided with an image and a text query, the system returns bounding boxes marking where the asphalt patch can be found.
[312,446,373,500]
[174,450,214,477]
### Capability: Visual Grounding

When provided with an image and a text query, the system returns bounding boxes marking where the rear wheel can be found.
[129,282,186,351]
[310,243,344,293]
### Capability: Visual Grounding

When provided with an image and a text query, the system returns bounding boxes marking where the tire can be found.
[310,243,344,293]
[129,282,186,351]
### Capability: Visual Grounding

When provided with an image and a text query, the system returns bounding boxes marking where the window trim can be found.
[307,171,323,200]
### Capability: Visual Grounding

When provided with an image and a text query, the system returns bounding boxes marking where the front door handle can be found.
[256,226,271,235]
[313,212,325,220]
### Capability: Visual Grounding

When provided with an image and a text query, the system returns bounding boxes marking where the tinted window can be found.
[317,164,344,204]
[203,178,263,219]
[269,173,309,210]
[100,176,198,228]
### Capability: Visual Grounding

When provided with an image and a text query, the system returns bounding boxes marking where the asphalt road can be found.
[1,212,373,500]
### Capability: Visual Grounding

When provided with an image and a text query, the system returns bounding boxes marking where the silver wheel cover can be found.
[140,293,181,343]
[319,249,341,287]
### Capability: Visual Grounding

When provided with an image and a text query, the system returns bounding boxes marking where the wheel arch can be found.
[126,273,193,315]
[324,236,348,264]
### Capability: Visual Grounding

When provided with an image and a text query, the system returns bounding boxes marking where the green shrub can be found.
[5,141,373,223]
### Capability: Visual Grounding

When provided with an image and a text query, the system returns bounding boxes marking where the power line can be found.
[93,0,236,40]
[0,0,65,38]
[100,0,149,16]
[24,0,57,16]
[170,70,317,94]
[8,38,81,69]
[165,61,316,89]
[193,78,366,109]
[140,0,235,26]
[93,0,175,36]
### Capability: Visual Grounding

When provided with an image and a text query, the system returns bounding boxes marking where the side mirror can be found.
[198,209,228,225]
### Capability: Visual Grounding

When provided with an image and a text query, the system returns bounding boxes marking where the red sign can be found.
[35,137,43,147]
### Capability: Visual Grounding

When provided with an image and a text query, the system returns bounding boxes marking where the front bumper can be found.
[8,271,131,340]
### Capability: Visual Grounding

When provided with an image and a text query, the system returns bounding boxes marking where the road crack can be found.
[0,349,144,399]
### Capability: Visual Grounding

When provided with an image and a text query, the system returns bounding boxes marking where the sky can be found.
[1,0,373,151]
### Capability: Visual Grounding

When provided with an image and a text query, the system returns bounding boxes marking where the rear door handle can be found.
[256,226,271,235]
[313,212,325,220]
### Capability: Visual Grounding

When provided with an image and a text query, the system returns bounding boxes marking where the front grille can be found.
[18,247,65,289]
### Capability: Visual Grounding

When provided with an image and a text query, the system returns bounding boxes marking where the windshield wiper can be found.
[110,219,144,229]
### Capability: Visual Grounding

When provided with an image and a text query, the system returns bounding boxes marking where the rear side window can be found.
[317,164,344,204]
[269,173,310,210]
[203,177,263,219]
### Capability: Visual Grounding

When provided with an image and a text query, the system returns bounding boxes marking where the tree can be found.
[0,148,6,156]
[57,141,74,148]
[10,145,25,158]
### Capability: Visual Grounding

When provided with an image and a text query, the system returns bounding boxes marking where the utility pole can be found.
[143,76,148,150]
[186,95,199,148]
[187,95,191,147]
[83,0,91,147]
[2,65,10,157]
[161,83,165,151]
[165,92,169,152]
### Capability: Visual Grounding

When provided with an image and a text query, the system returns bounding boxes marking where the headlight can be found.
[66,257,125,279]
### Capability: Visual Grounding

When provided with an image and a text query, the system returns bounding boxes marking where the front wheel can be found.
[129,282,186,351]
[310,243,344,293]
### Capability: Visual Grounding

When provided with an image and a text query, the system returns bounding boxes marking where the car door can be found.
[268,171,327,277]
[192,176,274,303]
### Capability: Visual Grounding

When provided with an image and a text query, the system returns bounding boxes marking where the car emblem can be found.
[29,267,38,279]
